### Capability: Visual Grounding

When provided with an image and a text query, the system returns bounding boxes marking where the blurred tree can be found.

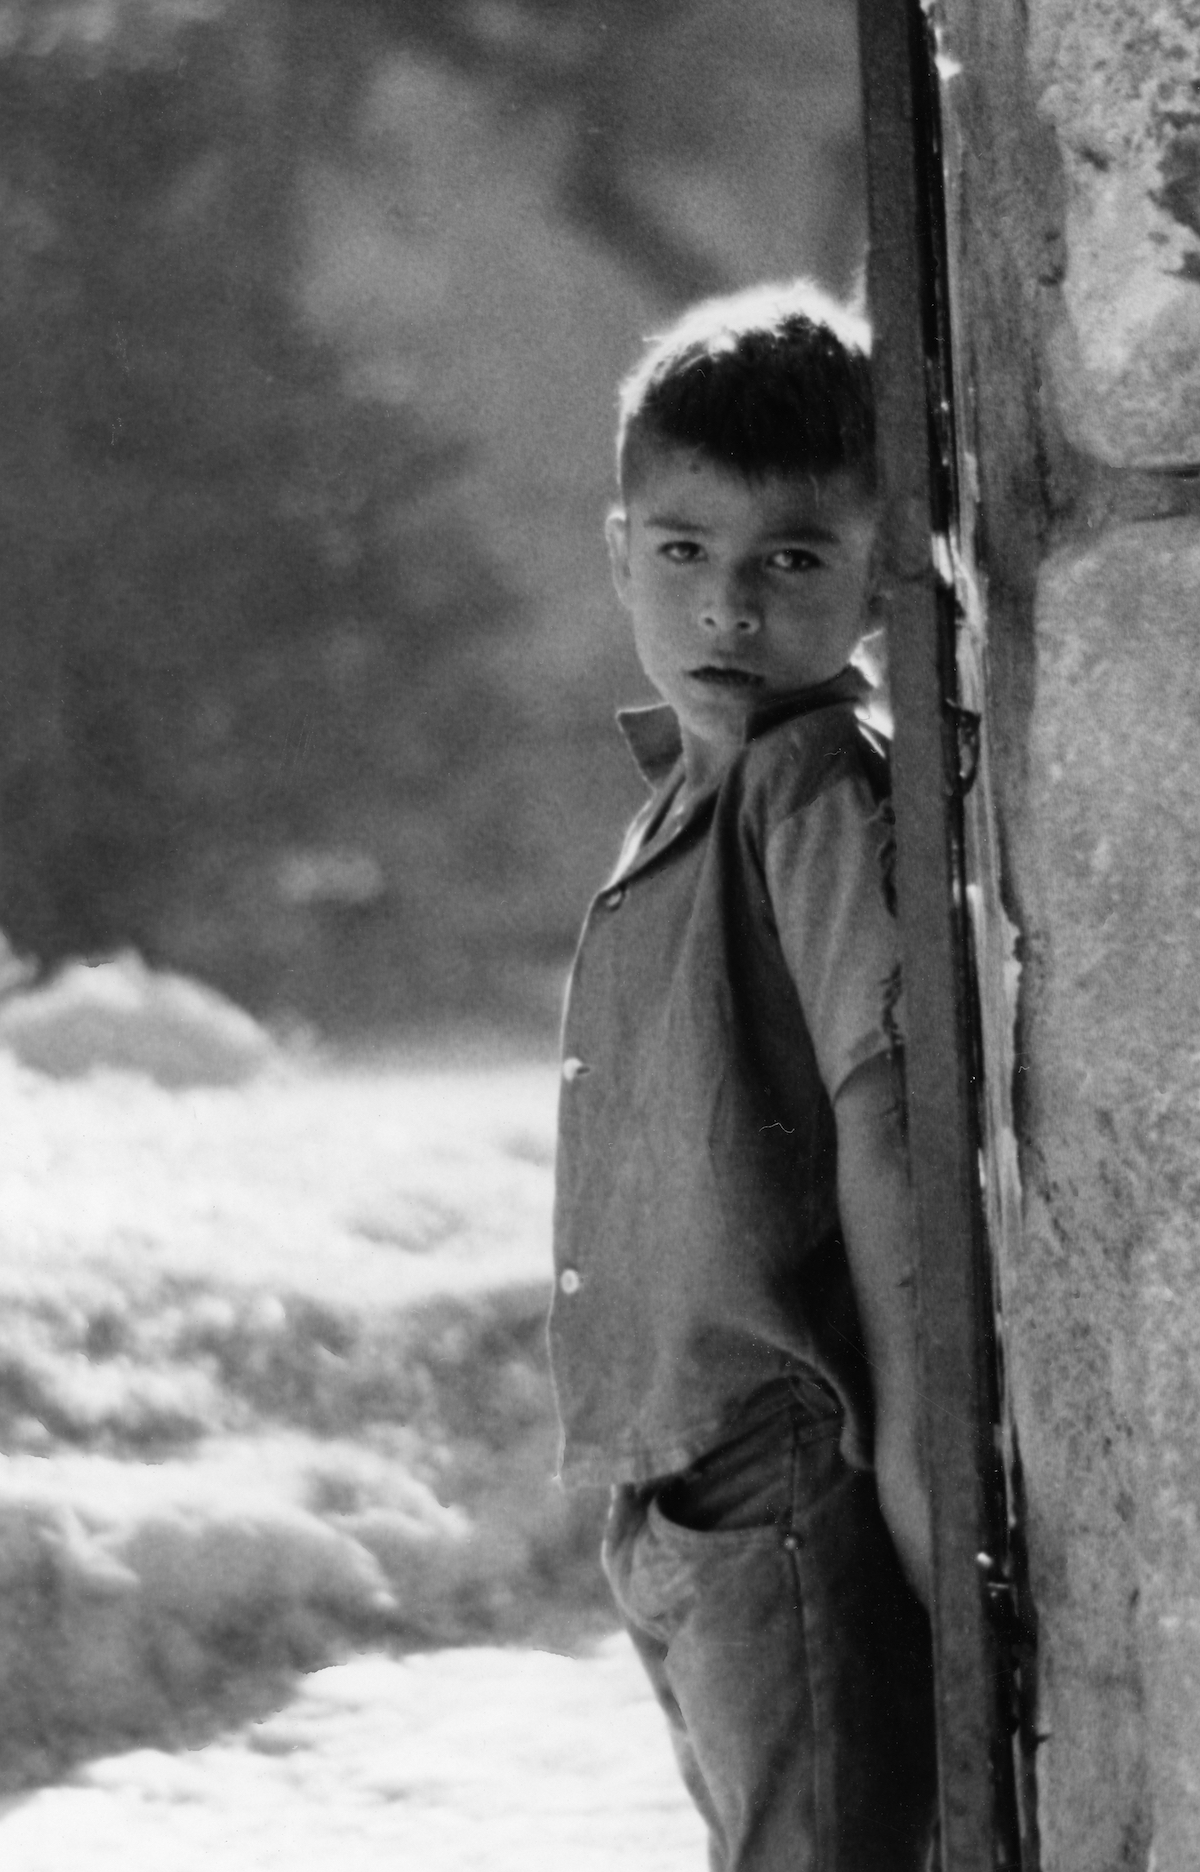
[0,0,523,1020]
[0,0,860,1031]
[362,0,727,300]
[361,0,862,299]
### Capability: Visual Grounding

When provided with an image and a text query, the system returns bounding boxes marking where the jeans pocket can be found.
[617,1495,777,1641]
[655,1401,843,1534]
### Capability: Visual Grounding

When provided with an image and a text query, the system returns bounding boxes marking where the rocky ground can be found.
[0,961,703,1868]
[0,1639,702,1870]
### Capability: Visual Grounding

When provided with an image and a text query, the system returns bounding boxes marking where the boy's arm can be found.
[833,1050,932,1608]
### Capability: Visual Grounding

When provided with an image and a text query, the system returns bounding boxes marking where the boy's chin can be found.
[675,676,760,714]
[678,671,823,713]
[684,666,766,696]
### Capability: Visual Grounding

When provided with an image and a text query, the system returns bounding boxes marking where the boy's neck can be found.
[679,723,742,794]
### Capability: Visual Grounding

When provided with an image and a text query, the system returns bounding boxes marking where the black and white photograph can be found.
[0,1,1197,1868]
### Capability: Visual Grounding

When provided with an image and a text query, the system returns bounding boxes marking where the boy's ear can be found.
[605,508,633,611]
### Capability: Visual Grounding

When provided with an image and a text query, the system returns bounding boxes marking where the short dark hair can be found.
[616,280,875,498]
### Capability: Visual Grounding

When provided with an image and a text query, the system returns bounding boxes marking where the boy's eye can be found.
[658,540,704,564]
[767,547,823,572]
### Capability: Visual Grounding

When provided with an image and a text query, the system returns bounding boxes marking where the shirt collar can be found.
[616,666,873,787]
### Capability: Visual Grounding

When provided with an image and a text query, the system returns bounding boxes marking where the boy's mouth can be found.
[687,665,764,689]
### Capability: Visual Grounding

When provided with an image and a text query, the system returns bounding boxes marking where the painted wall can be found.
[937,2,1200,1865]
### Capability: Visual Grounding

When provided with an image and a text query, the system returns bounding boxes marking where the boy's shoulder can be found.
[736,690,890,826]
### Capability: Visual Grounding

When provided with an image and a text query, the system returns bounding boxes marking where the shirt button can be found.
[559,1268,582,1295]
[600,886,626,910]
[562,1057,590,1082]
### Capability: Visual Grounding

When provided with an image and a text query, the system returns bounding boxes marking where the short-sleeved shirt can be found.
[549,669,901,1488]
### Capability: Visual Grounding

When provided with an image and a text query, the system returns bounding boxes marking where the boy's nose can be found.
[699,582,762,636]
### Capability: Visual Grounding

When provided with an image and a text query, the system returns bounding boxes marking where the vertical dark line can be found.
[901,9,1027,1861]
[856,0,1019,1867]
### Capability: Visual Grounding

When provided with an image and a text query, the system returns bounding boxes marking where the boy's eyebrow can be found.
[643,512,841,544]
[643,513,714,533]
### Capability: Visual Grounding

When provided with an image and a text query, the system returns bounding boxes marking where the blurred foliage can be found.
[0,0,846,1030]
[0,0,534,1023]
[360,0,727,299]
[0,0,734,1029]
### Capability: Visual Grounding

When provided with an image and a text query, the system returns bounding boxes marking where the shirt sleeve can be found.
[763,774,903,1100]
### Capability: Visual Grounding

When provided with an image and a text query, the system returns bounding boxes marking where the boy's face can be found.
[607,450,878,775]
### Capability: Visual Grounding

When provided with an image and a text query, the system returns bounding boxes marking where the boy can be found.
[549,283,937,1870]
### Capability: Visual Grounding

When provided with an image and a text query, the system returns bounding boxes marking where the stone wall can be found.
[936,2,1200,1865]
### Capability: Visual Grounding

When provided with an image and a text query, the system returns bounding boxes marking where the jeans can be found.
[602,1376,937,1871]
